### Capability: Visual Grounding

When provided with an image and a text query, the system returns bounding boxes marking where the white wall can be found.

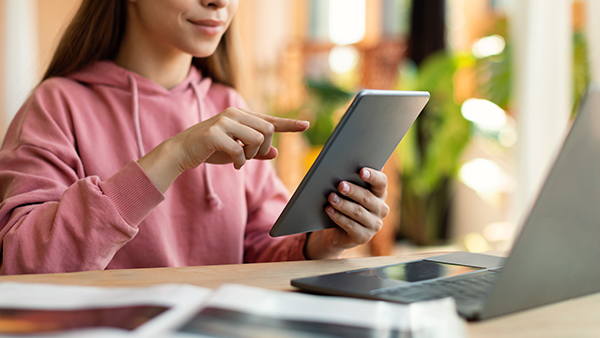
[509,0,573,235]
[587,0,600,83]
[3,0,38,132]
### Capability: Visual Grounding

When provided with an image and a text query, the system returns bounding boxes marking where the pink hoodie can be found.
[0,61,307,275]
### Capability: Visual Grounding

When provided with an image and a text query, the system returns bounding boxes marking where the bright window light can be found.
[464,233,491,253]
[459,158,505,194]
[461,98,507,131]
[499,125,518,147]
[329,45,359,74]
[329,0,366,45]
[483,222,515,242]
[472,34,506,58]
[459,158,514,208]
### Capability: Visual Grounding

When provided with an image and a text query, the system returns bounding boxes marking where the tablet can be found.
[270,90,429,237]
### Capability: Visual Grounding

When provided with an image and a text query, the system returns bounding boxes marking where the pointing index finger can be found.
[238,108,309,133]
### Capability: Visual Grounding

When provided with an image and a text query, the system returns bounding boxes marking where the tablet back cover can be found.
[270,90,429,237]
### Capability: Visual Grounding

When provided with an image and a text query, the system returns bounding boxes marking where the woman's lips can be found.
[189,19,223,36]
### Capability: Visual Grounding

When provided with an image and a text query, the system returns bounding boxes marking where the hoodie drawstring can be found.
[128,75,146,157]
[191,82,224,211]
[128,74,223,211]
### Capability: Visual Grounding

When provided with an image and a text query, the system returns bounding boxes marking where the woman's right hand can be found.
[138,108,309,193]
[176,107,309,171]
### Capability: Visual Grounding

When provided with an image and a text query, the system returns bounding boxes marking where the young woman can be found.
[0,0,390,275]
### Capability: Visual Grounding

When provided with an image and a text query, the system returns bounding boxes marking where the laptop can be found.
[292,85,600,321]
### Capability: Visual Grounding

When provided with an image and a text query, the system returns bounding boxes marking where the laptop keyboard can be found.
[376,270,500,304]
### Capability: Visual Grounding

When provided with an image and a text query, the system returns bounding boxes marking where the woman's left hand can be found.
[304,167,390,260]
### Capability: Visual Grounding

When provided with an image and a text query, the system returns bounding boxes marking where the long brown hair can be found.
[42,0,240,88]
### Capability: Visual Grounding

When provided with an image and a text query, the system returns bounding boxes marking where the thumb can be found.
[253,146,278,160]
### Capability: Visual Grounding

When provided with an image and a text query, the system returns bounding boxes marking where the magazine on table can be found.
[0,282,466,338]
[0,283,210,337]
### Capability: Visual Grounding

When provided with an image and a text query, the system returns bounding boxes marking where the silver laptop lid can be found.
[480,85,600,319]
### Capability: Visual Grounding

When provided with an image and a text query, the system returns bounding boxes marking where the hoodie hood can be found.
[68,61,223,210]
[68,61,213,97]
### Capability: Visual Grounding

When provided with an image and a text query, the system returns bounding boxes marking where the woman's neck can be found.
[115,23,193,90]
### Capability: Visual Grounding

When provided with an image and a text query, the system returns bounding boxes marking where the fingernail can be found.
[331,193,340,204]
[340,182,350,194]
[296,121,310,128]
[361,169,371,181]
[326,206,335,215]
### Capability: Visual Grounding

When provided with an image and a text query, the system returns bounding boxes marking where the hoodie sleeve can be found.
[0,82,164,275]
[242,159,308,263]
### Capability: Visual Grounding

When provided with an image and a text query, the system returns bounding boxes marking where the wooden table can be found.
[1,253,599,337]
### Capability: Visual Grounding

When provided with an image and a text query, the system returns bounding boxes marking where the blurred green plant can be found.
[573,31,590,114]
[475,21,512,110]
[302,79,354,146]
[396,52,474,245]
[397,20,589,246]
[477,19,589,115]
[476,47,511,110]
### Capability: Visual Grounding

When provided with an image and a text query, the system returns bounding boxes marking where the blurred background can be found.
[1,0,598,257]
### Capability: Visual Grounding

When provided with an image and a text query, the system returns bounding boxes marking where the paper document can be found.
[0,282,211,337]
[0,282,466,338]
[174,284,467,338]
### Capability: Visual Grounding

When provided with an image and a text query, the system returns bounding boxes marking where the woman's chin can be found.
[188,44,221,59]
